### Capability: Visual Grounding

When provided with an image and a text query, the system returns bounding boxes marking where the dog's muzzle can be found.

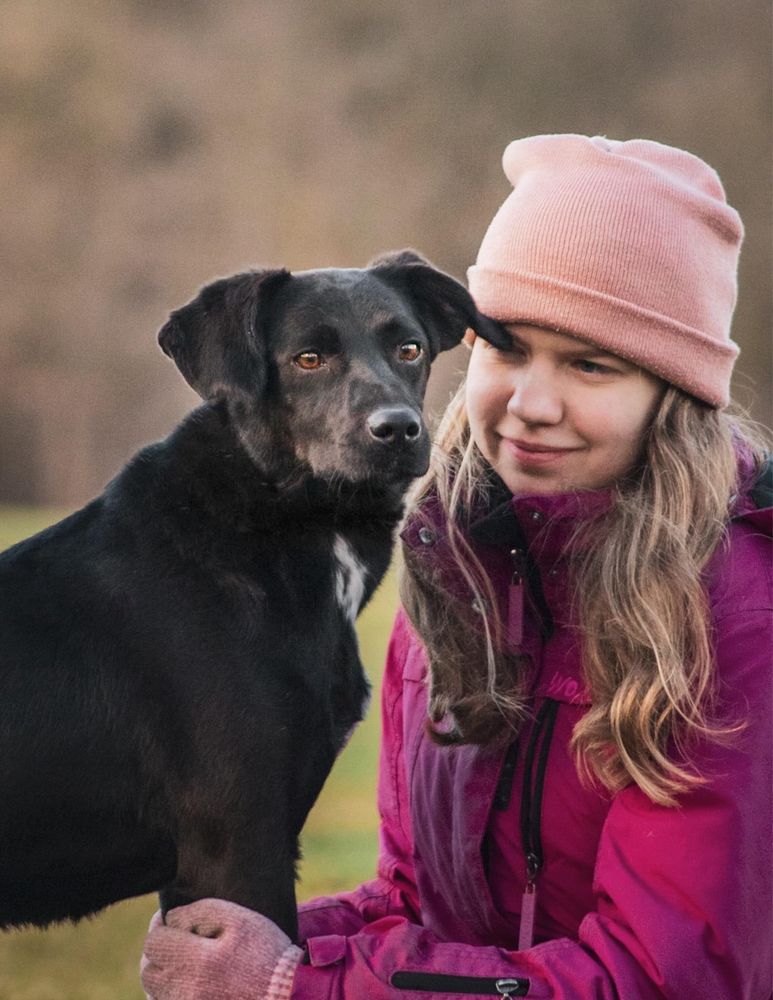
[366,407,422,446]
[363,406,429,479]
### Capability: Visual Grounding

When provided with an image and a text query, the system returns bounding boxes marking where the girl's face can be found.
[466,324,665,495]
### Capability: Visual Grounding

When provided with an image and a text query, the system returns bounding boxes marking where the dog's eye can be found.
[294,351,324,370]
[398,342,422,362]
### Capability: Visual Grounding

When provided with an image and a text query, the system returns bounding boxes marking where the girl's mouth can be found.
[503,438,581,465]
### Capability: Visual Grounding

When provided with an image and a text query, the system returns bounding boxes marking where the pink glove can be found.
[141,898,303,1000]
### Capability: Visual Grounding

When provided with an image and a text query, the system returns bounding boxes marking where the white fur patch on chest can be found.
[332,533,367,622]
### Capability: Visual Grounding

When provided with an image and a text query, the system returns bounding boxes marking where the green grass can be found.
[0,507,397,1000]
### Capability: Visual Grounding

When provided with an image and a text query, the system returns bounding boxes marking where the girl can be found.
[141,135,772,999]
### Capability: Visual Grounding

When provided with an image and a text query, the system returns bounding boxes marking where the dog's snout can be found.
[367,407,422,445]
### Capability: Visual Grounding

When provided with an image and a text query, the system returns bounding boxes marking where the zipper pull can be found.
[507,548,525,647]
[495,979,526,997]
[518,883,537,952]
[517,852,540,951]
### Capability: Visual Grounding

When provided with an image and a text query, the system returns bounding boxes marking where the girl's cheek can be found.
[465,382,482,423]
[606,416,649,466]
[466,367,496,419]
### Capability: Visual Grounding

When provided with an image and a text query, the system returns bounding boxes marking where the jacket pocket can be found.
[391,970,529,995]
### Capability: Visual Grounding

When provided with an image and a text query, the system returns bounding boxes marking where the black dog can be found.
[0,250,509,940]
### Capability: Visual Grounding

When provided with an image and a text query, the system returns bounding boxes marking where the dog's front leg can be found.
[161,812,299,941]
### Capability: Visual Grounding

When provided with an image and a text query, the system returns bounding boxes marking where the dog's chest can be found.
[331,533,368,622]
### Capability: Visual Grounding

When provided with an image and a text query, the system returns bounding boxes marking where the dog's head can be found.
[158,250,510,486]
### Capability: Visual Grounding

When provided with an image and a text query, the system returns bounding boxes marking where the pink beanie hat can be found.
[467,135,744,407]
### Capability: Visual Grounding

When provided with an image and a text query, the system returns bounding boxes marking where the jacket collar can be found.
[402,443,772,572]
[402,481,613,568]
[729,442,772,533]
[470,488,614,564]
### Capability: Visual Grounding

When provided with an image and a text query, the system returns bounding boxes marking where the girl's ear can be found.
[367,248,512,356]
[158,269,291,402]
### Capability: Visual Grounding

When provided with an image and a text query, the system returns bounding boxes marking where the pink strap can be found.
[507,579,524,647]
[518,885,536,952]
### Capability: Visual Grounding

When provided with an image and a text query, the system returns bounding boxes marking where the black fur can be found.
[0,250,507,940]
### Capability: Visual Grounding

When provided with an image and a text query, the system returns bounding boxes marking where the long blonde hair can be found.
[399,382,769,806]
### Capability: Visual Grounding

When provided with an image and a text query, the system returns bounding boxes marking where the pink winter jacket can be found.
[293,460,772,999]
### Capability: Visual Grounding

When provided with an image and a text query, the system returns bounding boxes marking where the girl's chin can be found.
[497,464,568,496]
[496,455,601,495]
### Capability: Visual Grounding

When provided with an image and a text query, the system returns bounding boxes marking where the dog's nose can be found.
[367,407,422,445]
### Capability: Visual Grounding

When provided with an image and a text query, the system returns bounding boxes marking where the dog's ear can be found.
[158,269,291,401]
[367,248,512,356]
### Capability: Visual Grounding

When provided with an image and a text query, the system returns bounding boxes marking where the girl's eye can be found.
[576,359,614,375]
[294,351,324,370]
[398,342,423,362]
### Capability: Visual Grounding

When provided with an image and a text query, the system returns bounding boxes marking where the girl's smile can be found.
[502,439,584,466]
[466,324,665,494]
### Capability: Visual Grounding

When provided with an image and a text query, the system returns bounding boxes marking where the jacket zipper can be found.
[507,547,526,647]
[391,971,529,995]
[517,697,559,950]
[493,740,520,810]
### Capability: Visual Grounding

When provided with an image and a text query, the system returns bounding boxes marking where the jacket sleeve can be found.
[296,609,422,943]
[293,605,772,999]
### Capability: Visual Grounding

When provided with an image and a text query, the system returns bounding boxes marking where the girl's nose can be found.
[507,368,564,426]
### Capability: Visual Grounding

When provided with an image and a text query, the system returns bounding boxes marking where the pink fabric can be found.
[293,470,772,998]
[466,134,744,407]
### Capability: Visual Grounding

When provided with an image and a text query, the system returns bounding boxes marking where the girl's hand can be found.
[141,898,303,1000]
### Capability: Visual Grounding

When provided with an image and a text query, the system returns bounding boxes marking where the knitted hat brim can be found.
[467,266,739,408]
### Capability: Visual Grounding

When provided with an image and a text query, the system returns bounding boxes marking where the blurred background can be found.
[0,1,770,996]
[0,0,770,510]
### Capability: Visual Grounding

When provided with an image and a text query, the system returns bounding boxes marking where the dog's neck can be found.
[133,402,409,534]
